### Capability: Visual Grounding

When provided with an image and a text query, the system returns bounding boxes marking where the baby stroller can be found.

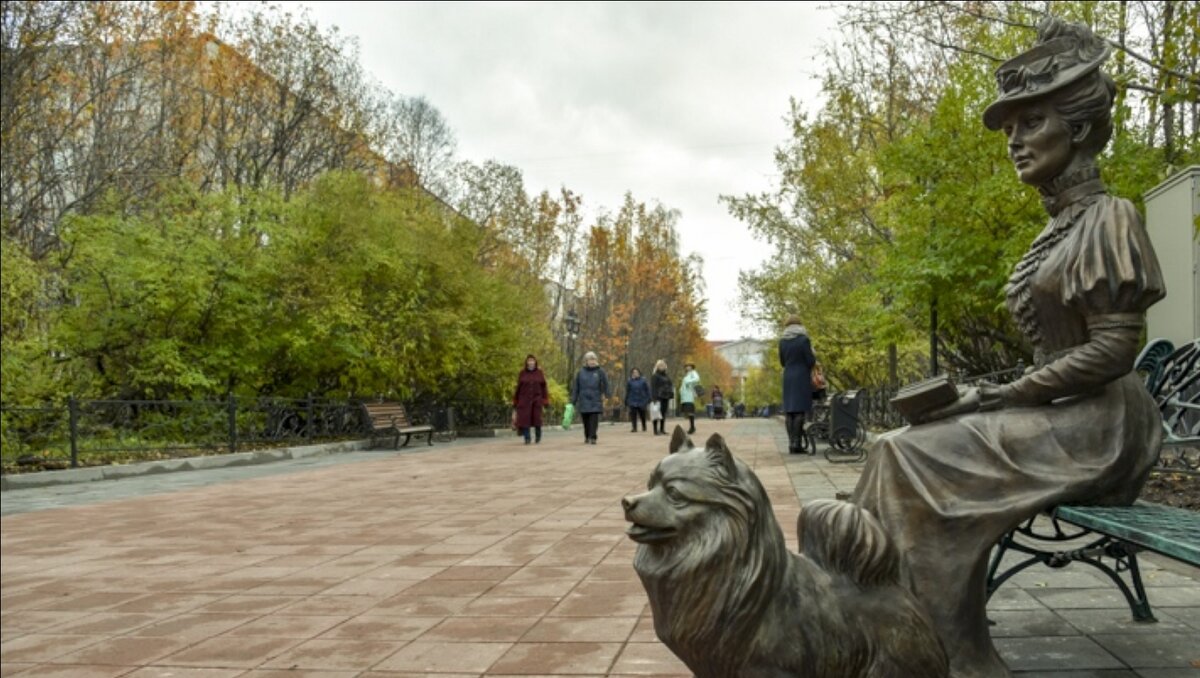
[804,390,867,463]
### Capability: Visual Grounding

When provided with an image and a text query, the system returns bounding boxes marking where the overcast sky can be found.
[288,1,840,340]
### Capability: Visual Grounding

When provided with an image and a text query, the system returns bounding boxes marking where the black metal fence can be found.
[0,395,575,473]
[1,396,370,473]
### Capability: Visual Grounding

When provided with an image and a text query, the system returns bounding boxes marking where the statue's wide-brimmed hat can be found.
[982,18,1111,131]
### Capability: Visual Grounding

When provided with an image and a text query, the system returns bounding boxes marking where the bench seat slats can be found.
[1054,504,1200,565]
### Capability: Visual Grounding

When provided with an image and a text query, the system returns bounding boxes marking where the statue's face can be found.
[1000,102,1074,186]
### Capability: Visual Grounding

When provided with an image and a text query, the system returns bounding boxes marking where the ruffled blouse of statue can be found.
[999,167,1167,406]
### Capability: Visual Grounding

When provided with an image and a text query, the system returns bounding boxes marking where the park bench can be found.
[360,401,434,449]
[985,338,1200,622]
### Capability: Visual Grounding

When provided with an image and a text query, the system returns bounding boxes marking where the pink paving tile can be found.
[609,642,691,675]
[123,668,247,677]
[548,594,649,617]
[0,634,106,663]
[391,555,469,568]
[109,593,225,615]
[1,664,131,677]
[571,581,647,598]
[258,638,403,670]
[316,577,418,597]
[627,616,659,643]
[238,670,358,678]
[0,611,94,639]
[317,615,442,641]
[487,642,622,674]
[369,595,475,617]
[29,591,145,613]
[400,579,496,597]
[360,667,477,672]
[223,614,350,638]
[194,595,300,615]
[363,566,448,581]
[587,564,639,582]
[419,616,540,642]
[127,612,255,641]
[46,635,191,666]
[503,567,590,582]
[487,578,580,598]
[430,566,521,582]
[276,595,382,616]
[371,640,512,672]
[243,578,342,596]
[461,597,560,617]
[157,634,303,668]
[522,616,638,643]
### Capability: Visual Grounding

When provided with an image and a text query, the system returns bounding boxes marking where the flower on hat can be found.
[982,17,1111,130]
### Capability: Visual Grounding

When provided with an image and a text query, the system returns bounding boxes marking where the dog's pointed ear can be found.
[669,425,693,454]
[705,433,736,477]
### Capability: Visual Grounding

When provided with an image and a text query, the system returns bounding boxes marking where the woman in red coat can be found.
[513,354,550,444]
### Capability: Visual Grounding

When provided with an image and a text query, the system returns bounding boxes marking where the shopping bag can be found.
[811,363,828,391]
[561,403,575,430]
[510,408,519,431]
[650,401,663,421]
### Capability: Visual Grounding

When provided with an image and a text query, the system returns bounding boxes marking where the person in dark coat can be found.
[513,354,550,444]
[650,359,674,436]
[625,367,652,432]
[711,386,725,419]
[572,351,610,444]
[779,315,817,454]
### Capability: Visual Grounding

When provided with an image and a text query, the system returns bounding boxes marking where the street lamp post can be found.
[565,309,581,388]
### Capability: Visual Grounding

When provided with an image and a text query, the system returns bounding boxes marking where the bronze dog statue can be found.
[622,427,948,677]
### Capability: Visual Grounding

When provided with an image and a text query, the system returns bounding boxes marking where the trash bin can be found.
[433,406,456,433]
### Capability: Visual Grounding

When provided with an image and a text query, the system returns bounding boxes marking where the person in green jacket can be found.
[679,362,701,435]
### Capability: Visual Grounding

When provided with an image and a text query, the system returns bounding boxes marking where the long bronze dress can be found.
[852,169,1165,678]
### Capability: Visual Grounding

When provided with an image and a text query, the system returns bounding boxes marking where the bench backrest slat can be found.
[362,402,414,428]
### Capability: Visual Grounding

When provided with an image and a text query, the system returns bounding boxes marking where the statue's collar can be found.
[1039,166,1105,216]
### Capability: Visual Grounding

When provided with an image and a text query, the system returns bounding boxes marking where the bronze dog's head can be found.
[622,426,783,571]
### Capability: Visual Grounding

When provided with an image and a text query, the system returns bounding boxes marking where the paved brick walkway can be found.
[1,418,1197,676]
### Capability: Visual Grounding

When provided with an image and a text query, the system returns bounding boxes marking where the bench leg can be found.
[400,432,412,448]
[988,526,1157,623]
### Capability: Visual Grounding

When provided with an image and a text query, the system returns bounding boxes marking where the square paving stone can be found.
[987,609,1076,638]
[994,636,1123,672]
[608,642,692,675]
[371,640,511,672]
[488,641,622,673]
[1093,633,1200,668]
[1056,607,1194,635]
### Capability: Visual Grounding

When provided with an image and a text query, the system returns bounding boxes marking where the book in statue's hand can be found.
[890,374,960,424]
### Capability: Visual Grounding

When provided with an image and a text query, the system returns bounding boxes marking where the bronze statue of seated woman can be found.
[852,16,1166,678]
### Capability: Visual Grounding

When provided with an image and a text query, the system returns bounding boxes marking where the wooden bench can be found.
[360,401,434,449]
[985,338,1200,622]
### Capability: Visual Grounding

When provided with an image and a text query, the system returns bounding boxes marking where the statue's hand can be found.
[912,386,981,425]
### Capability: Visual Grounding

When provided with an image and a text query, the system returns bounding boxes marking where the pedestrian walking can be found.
[650,359,674,436]
[571,351,611,444]
[513,354,549,444]
[680,362,701,435]
[625,367,651,432]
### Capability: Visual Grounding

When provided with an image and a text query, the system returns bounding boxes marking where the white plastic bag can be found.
[650,401,663,421]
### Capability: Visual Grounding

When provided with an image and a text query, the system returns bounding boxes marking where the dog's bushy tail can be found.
[797,499,900,587]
